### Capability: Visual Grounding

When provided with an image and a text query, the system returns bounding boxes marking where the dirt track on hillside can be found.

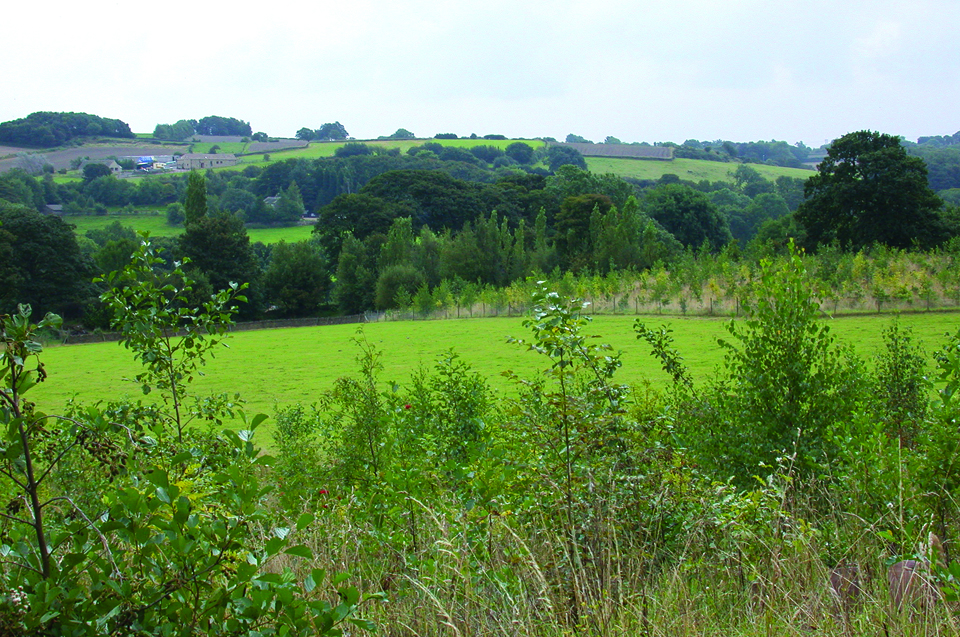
[0,143,184,173]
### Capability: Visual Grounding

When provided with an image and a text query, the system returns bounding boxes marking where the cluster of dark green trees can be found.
[670,138,815,167]
[295,122,349,141]
[152,116,253,140]
[0,112,134,148]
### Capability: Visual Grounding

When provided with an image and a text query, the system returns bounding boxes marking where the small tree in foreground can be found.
[691,241,864,485]
[98,235,246,442]
[0,260,377,633]
[503,284,632,623]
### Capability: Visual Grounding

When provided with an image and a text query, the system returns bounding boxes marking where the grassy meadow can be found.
[33,311,960,444]
[188,141,251,155]
[66,212,175,237]
[65,212,315,244]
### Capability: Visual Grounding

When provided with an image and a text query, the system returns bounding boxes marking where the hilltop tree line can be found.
[295,122,349,141]
[152,116,254,140]
[0,112,134,148]
[560,133,817,169]
[0,111,262,147]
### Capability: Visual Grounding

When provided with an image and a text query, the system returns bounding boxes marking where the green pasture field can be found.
[66,213,176,238]
[587,156,814,183]
[50,174,83,184]
[64,213,315,244]
[245,224,315,243]
[32,312,960,443]
[188,142,251,155]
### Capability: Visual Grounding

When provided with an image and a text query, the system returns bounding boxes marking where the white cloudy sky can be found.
[4,0,958,146]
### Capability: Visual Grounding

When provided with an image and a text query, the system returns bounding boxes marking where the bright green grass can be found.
[246,225,315,243]
[32,312,960,438]
[66,213,177,238]
[64,213,315,244]
[50,175,83,184]
[587,156,815,183]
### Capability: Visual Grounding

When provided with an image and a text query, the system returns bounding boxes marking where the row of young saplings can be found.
[827,532,948,623]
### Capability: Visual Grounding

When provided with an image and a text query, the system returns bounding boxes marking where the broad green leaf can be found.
[284,544,313,560]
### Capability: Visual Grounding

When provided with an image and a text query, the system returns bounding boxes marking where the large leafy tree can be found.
[333,232,379,314]
[547,145,587,172]
[262,240,331,317]
[0,202,94,318]
[554,193,613,270]
[796,130,946,250]
[643,183,731,249]
[316,121,349,140]
[505,142,535,164]
[178,212,262,318]
[194,115,252,136]
[315,193,405,262]
[273,181,306,224]
[359,169,486,230]
[183,170,208,226]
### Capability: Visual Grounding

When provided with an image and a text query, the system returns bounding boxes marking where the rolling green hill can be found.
[65,213,315,244]
[227,137,812,184]
[586,155,814,183]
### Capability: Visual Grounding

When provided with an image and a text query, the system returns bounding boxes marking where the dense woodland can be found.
[4,114,960,633]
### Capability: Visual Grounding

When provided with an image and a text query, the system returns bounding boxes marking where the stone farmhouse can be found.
[177,153,238,170]
[81,159,123,174]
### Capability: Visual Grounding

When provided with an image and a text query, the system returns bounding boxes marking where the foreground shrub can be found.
[0,241,377,634]
[687,242,865,486]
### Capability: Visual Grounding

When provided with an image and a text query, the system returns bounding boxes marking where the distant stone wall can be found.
[230,315,365,332]
[61,314,366,345]
[247,140,309,153]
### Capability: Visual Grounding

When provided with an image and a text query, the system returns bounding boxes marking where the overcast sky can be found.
[4,0,958,146]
